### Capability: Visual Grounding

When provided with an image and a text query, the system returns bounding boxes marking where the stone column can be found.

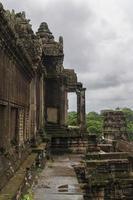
[18,108,24,145]
[59,83,66,126]
[39,73,45,130]
[77,90,81,126]
[29,75,37,142]
[90,187,105,200]
[77,88,86,132]
[128,156,133,176]
[96,188,105,200]
[64,90,68,125]
[81,88,86,131]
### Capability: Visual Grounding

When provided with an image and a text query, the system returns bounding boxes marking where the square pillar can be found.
[59,79,67,126]
[77,88,86,132]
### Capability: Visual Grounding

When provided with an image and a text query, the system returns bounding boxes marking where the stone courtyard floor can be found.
[33,154,84,200]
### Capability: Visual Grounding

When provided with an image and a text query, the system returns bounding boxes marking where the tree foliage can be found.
[67,108,133,140]
[67,111,77,126]
[120,108,133,140]
[86,112,103,135]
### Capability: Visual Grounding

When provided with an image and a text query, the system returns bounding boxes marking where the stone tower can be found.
[102,110,127,140]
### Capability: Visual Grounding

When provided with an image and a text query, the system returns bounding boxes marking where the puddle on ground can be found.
[58,184,81,193]
[38,184,51,189]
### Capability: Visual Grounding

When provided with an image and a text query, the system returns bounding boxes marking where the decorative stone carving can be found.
[59,36,63,46]
[37,22,54,43]
[102,110,127,140]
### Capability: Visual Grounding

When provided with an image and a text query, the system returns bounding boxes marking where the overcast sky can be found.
[1,0,133,112]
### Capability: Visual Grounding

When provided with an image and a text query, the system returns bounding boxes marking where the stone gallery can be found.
[0,2,133,200]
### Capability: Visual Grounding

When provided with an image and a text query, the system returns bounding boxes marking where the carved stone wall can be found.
[103,110,127,140]
[0,2,86,190]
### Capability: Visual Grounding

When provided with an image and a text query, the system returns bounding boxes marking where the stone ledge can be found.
[0,153,38,200]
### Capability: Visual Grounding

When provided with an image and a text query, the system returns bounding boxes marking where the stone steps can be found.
[46,127,68,135]
[46,125,88,154]
[86,152,130,160]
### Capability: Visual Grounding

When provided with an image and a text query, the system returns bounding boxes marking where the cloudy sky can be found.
[1,0,133,112]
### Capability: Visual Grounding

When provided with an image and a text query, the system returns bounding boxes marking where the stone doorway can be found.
[67,93,78,126]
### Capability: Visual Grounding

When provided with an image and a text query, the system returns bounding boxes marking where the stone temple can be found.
[0,2,87,196]
[1,3,133,200]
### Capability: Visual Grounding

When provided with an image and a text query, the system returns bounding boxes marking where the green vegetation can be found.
[86,112,103,135]
[67,111,77,126]
[121,108,133,140]
[67,108,133,140]
[21,190,34,200]
[67,111,103,134]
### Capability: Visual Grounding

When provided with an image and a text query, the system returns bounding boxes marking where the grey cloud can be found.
[86,74,122,90]
[1,0,133,112]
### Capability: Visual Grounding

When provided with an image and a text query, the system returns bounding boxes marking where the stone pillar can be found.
[64,90,68,125]
[39,73,45,130]
[81,88,86,131]
[24,107,30,141]
[0,104,8,150]
[18,108,24,145]
[29,75,37,142]
[96,188,105,200]
[59,83,66,126]
[77,88,86,131]
[77,90,81,126]
[7,104,11,149]
[91,187,105,200]
[128,156,133,176]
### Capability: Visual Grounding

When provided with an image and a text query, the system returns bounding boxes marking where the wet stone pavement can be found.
[33,155,84,200]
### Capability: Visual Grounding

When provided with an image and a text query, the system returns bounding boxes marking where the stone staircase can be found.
[45,124,88,154]
[84,151,133,199]
[46,123,68,136]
